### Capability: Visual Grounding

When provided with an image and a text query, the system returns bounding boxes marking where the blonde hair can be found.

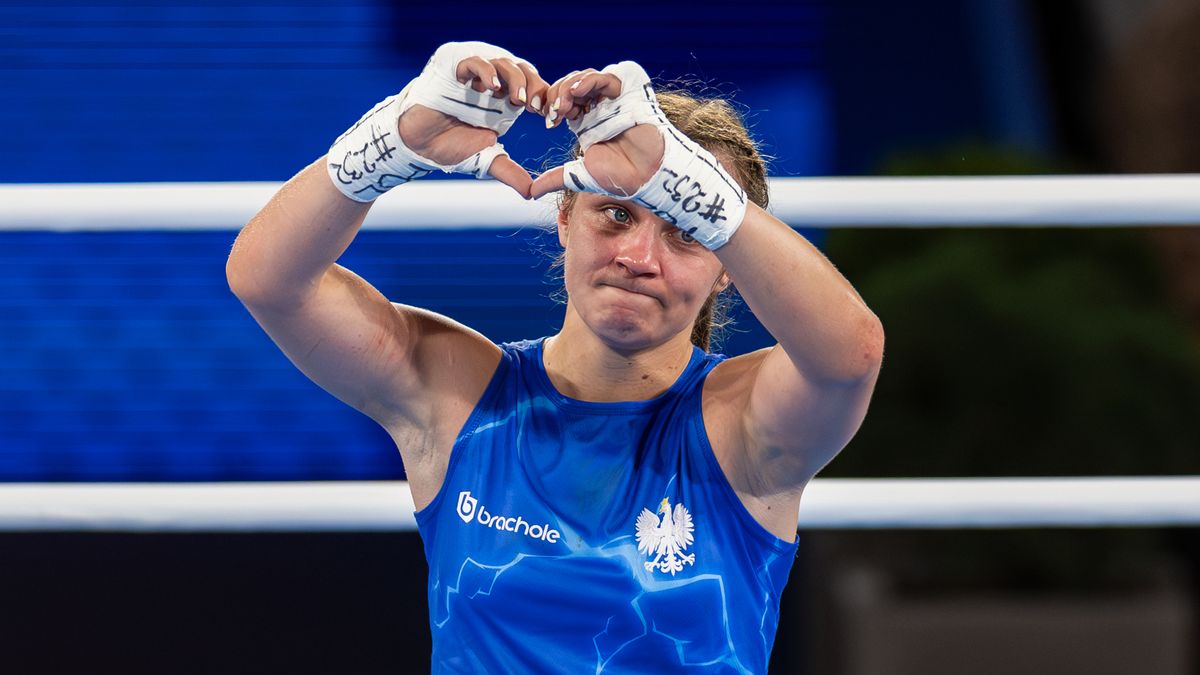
[553,88,770,352]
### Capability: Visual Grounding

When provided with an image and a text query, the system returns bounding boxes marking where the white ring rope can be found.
[4,176,1198,531]
[2,175,1200,231]
[1,478,1197,532]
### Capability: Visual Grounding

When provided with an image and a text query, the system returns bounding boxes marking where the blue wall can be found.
[1,229,556,480]
[2,1,1042,481]
[1,0,831,182]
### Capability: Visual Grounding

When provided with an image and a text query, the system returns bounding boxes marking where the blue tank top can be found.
[414,337,799,674]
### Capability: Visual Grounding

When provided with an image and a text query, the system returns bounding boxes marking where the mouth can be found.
[603,283,660,304]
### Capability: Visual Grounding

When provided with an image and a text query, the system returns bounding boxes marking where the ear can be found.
[713,270,732,293]
[557,207,570,248]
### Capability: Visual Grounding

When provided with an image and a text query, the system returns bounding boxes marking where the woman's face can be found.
[558,192,729,351]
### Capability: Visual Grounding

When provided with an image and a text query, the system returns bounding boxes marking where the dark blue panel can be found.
[0,0,1028,482]
[0,0,830,182]
[823,0,1003,173]
[0,228,784,481]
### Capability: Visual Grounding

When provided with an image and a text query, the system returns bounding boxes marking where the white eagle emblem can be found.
[635,497,696,575]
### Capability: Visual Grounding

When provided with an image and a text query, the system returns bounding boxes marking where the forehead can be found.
[567,149,742,202]
[572,191,631,207]
[569,191,659,224]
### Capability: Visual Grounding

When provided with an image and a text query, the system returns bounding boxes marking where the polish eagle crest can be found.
[635,497,696,575]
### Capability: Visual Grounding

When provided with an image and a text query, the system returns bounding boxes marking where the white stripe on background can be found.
[3,174,1200,230]
[1,477,1197,532]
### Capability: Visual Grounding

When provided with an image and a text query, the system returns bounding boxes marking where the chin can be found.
[583,312,653,350]
[595,323,655,350]
[590,312,689,354]
[571,288,688,351]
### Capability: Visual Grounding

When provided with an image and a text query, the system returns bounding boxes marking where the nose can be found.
[613,224,661,277]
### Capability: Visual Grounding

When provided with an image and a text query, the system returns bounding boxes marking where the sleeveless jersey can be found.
[414,337,799,674]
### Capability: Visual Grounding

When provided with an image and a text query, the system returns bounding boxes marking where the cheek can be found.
[674,261,724,302]
[560,246,599,300]
[563,236,609,278]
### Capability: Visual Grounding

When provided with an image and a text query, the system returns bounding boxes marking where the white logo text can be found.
[456,491,562,545]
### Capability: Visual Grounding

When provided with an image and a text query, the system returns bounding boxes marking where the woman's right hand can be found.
[398,55,549,197]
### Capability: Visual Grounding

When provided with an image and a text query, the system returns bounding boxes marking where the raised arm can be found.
[226,42,547,456]
[713,203,884,489]
[529,62,884,525]
[226,158,428,426]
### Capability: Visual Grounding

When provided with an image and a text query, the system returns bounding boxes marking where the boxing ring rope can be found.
[3,174,1200,230]
[1,478,1198,532]
[2,174,1199,532]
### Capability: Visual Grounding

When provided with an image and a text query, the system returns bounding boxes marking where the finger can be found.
[491,58,526,105]
[455,57,501,94]
[566,72,622,121]
[545,71,581,110]
[556,69,597,120]
[544,71,581,128]
[562,73,592,121]
[576,73,624,100]
[516,61,549,114]
[489,155,534,199]
[569,72,622,105]
[541,78,563,127]
[530,166,566,200]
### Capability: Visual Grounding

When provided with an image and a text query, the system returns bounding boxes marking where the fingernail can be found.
[531,95,541,110]
[551,97,560,111]
[518,87,527,104]
[570,80,581,90]
[491,76,501,90]
[548,109,557,123]
[545,114,554,129]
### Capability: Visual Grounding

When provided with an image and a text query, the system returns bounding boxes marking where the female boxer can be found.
[227,42,883,673]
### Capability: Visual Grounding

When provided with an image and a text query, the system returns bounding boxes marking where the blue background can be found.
[0,0,1044,481]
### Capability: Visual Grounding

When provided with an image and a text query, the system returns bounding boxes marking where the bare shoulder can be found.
[700,347,769,487]
[384,302,502,435]
[700,348,804,542]
[382,304,502,506]
[401,303,503,385]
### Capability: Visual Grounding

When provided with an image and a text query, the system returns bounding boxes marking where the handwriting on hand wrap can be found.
[332,121,400,185]
[660,168,728,225]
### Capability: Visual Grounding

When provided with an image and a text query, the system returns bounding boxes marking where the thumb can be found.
[488,155,533,199]
[530,166,566,200]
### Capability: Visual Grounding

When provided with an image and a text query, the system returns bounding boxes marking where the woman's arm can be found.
[528,62,883,496]
[226,44,546,434]
[713,204,884,491]
[226,158,370,308]
[226,159,434,427]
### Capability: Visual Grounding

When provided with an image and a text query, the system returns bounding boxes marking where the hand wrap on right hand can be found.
[326,41,531,202]
[562,62,749,250]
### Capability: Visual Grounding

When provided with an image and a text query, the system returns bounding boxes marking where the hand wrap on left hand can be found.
[327,41,529,202]
[562,62,749,250]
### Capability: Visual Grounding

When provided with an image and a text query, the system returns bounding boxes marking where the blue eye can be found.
[604,206,630,224]
[676,229,697,244]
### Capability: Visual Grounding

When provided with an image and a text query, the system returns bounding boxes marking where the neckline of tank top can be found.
[527,336,707,413]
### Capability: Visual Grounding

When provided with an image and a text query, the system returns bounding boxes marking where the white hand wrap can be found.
[326,41,530,202]
[562,62,749,250]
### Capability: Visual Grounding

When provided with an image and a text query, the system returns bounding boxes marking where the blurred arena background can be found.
[2,0,1199,672]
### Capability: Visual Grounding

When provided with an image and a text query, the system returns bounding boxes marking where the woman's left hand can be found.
[529,70,664,199]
